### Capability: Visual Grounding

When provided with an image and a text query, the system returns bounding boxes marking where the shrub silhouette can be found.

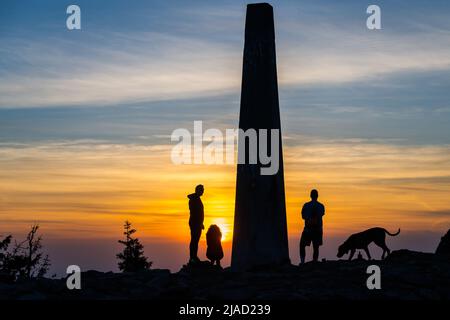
[116,221,152,272]
[0,235,12,274]
[0,225,50,280]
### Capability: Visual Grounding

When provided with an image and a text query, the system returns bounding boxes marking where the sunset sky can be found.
[1,0,450,275]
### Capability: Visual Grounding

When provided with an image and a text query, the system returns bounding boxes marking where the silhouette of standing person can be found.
[188,184,205,263]
[300,189,325,264]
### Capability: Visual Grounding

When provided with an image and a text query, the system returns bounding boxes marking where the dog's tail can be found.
[385,228,401,236]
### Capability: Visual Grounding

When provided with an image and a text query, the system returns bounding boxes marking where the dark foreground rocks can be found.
[0,250,449,300]
[436,229,450,257]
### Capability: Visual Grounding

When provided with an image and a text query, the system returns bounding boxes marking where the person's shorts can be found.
[300,228,323,246]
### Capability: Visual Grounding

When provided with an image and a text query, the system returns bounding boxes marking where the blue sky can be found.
[1,0,450,147]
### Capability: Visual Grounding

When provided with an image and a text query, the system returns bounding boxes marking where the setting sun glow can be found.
[211,218,231,241]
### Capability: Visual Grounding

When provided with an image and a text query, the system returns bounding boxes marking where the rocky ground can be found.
[0,249,449,300]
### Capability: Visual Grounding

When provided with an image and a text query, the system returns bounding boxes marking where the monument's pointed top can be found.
[247,3,273,9]
[245,3,275,41]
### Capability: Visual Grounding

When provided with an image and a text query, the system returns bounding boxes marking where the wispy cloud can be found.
[277,15,450,85]
[2,2,450,108]
[0,32,241,108]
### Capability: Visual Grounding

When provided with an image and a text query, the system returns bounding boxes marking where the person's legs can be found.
[312,243,320,262]
[299,231,308,264]
[189,227,202,261]
[312,228,323,262]
[299,244,305,264]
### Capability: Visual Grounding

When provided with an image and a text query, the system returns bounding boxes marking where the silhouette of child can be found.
[206,224,224,267]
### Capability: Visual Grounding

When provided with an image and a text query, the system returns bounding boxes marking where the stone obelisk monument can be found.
[231,3,290,270]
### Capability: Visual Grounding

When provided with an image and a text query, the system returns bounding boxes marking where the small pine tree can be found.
[116,221,152,272]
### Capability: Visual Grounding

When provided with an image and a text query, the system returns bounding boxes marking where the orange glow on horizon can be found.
[0,141,449,245]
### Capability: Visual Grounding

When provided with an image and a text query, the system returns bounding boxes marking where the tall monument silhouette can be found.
[231,3,290,270]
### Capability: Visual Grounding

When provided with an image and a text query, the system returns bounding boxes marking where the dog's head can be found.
[337,243,349,258]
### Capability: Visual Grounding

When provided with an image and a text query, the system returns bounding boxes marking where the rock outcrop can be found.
[1,250,449,300]
[436,229,450,257]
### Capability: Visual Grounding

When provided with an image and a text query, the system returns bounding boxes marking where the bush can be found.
[0,225,50,280]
